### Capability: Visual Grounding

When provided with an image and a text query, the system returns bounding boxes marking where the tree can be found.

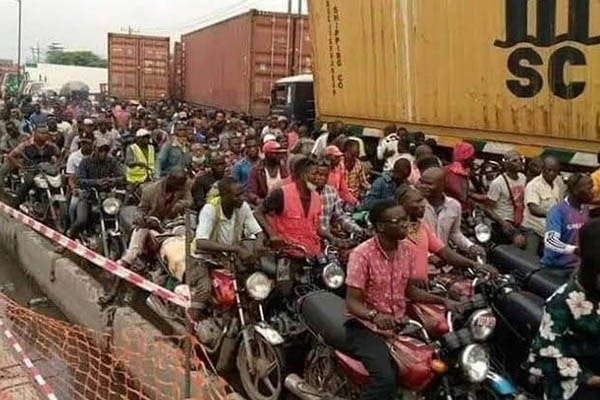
[45,45,107,68]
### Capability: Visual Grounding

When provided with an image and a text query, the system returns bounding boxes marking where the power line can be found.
[140,0,257,32]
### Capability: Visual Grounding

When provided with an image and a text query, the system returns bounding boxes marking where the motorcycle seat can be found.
[528,268,573,299]
[495,290,544,340]
[300,291,349,352]
[489,245,542,284]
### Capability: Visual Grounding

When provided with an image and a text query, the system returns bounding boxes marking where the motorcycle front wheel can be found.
[236,329,285,400]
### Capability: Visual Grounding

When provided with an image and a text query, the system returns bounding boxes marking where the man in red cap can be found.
[325,145,358,206]
[445,141,487,212]
[247,141,289,206]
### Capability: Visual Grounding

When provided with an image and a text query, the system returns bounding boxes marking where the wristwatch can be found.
[366,309,378,321]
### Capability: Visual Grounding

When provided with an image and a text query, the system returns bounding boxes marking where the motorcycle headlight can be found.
[102,197,122,216]
[246,272,272,301]
[46,174,62,189]
[460,344,490,383]
[33,174,48,189]
[475,223,492,244]
[469,309,497,341]
[322,263,345,290]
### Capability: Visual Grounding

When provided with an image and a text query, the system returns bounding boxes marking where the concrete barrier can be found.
[0,212,233,400]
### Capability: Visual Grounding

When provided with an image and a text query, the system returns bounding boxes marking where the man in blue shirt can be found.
[361,158,411,211]
[29,103,48,127]
[542,173,593,269]
[231,136,260,189]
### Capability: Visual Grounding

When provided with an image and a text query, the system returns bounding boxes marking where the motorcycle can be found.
[147,250,286,400]
[80,187,126,260]
[252,242,348,341]
[285,290,518,400]
[20,162,69,233]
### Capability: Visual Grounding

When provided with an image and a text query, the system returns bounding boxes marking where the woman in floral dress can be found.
[529,219,600,399]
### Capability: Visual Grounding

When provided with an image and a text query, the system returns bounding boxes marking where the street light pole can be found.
[16,0,22,85]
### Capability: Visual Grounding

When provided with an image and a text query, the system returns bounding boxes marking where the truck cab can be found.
[270,74,315,125]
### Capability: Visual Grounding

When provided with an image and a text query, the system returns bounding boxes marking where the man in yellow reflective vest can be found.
[126,128,155,185]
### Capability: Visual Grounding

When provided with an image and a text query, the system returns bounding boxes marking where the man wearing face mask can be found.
[255,156,323,257]
[67,139,123,239]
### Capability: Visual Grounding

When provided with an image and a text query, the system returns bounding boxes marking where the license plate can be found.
[476,316,496,328]
[276,259,291,281]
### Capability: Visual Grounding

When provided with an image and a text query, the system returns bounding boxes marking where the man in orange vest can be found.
[254,156,323,257]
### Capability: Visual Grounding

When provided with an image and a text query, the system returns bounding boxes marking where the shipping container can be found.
[308,0,600,156]
[108,33,170,100]
[182,9,312,116]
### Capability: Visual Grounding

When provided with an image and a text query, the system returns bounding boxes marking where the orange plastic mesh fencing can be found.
[0,293,232,400]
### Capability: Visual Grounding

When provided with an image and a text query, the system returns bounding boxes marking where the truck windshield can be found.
[272,84,289,105]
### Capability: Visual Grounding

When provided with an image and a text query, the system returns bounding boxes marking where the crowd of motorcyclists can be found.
[1,94,600,400]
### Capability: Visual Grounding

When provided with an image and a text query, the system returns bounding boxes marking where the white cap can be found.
[83,118,94,125]
[136,128,151,138]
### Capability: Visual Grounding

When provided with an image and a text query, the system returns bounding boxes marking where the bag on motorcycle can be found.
[387,336,436,391]
[406,303,449,337]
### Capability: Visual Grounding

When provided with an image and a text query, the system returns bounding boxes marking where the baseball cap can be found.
[263,141,286,154]
[136,128,151,138]
[83,118,94,125]
[325,145,343,157]
[277,116,288,122]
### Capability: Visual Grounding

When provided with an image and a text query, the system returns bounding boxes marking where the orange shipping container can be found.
[108,33,170,100]
[182,9,312,116]
[308,0,600,154]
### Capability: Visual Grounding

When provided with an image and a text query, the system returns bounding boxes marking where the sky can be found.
[0,0,307,62]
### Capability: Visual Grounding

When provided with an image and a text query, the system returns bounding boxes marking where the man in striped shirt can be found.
[542,174,593,269]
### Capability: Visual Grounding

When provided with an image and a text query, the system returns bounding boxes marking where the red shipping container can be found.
[108,33,170,100]
[182,9,312,116]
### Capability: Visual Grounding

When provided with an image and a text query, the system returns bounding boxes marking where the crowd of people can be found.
[2,96,600,399]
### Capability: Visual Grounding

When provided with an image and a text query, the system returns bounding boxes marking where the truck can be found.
[182,9,313,117]
[305,0,600,167]
[108,33,170,100]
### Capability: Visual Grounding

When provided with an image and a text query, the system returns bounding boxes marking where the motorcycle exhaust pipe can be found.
[284,374,339,400]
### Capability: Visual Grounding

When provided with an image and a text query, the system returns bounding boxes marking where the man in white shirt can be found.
[523,156,565,253]
[486,151,527,247]
[195,177,265,260]
[65,138,93,224]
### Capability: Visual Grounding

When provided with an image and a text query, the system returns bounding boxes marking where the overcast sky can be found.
[0,0,307,62]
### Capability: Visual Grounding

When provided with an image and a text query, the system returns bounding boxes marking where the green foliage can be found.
[45,50,107,68]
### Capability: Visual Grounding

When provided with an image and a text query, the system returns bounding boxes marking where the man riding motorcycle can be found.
[67,139,123,238]
[313,158,369,245]
[193,177,266,313]
[397,186,495,284]
[99,167,192,305]
[345,200,455,400]
[417,166,484,258]
[125,128,155,186]
[6,125,60,209]
[255,156,322,257]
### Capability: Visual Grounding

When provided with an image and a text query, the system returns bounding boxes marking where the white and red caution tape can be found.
[0,317,59,400]
[0,202,190,309]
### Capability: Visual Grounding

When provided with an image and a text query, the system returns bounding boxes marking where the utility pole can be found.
[16,0,22,84]
[120,26,139,35]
